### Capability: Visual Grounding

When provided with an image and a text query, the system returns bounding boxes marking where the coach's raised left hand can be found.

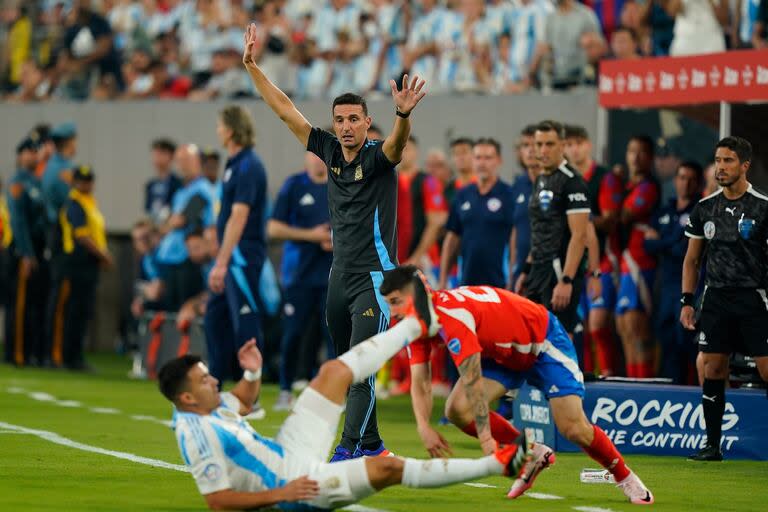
[389,74,427,115]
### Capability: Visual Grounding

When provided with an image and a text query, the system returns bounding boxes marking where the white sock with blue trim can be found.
[401,456,504,488]
[338,317,422,383]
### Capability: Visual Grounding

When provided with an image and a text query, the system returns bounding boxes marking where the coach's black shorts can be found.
[524,261,583,334]
[698,287,768,357]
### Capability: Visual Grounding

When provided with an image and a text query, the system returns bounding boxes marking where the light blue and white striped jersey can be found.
[173,393,287,496]
[309,2,363,52]
[435,11,494,92]
[505,1,551,82]
[406,6,449,86]
[740,0,761,45]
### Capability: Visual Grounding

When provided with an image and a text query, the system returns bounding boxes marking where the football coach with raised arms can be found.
[241,23,427,460]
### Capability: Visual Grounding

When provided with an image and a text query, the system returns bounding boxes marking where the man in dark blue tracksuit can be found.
[268,151,334,410]
[644,162,702,384]
[206,106,267,383]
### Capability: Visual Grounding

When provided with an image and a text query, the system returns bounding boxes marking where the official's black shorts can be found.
[524,261,583,334]
[698,287,768,357]
[326,269,391,354]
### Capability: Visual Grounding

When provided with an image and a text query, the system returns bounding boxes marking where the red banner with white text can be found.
[599,50,768,108]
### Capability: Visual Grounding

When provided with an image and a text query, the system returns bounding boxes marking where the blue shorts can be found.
[616,270,655,315]
[482,312,585,400]
[587,272,618,311]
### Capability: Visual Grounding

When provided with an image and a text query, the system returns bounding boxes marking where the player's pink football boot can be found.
[506,442,556,499]
[494,429,533,479]
[617,471,654,505]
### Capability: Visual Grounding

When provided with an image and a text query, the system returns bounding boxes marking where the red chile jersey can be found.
[620,177,660,273]
[407,286,549,372]
[598,171,625,273]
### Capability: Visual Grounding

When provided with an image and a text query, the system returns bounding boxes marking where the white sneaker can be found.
[507,442,556,499]
[617,471,654,505]
[273,391,294,411]
[291,379,309,392]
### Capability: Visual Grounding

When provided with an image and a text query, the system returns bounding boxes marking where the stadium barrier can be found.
[514,382,768,461]
[134,312,207,379]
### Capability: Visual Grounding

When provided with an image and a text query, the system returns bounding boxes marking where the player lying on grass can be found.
[380,266,654,505]
[158,273,531,511]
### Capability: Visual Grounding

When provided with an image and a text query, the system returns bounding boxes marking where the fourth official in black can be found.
[681,136,768,461]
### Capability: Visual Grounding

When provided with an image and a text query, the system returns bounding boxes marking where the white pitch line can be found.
[526,492,565,500]
[90,407,122,414]
[0,420,188,472]
[29,391,56,402]
[0,420,390,512]
[56,400,83,408]
[573,507,618,512]
[464,483,499,489]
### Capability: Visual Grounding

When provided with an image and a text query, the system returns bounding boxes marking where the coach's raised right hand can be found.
[280,476,320,502]
[242,23,260,70]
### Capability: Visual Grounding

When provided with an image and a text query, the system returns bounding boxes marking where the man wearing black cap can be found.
[51,165,113,370]
[4,137,50,366]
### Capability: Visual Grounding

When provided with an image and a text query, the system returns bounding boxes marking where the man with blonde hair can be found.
[205,105,268,384]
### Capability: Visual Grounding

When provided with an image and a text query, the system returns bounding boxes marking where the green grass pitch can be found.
[1,354,765,511]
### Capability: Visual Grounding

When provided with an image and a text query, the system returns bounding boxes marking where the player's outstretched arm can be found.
[229,339,263,416]
[382,74,427,164]
[457,353,495,455]
[411,362,453,458]
[242,23,311,147]
[204,477,319,510]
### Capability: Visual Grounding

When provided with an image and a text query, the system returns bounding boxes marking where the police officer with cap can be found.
[5,135,50,366]
[52,165,113,370]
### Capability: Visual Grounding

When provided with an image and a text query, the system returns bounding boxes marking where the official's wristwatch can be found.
[395,108,411,118]
[561,275,573,285]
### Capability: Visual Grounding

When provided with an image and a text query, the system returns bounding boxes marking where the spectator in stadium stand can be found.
[404,0,447,91]
[500,0,552,94]
[5,135,48,367]
[564,124,622,376]
[267,151,334,412]
[54,165,113,371]
[531,0,606,89]
[130,219,164,320]
[188,48,252,101]
[154,144,215,312]
[205,105,268,387]
[509,125,540,289]
[1,3,32,95]
[636,0,676,56]
[664,0,728,56]
[752,0,768,48]
[610,25,641,59]
[644,161,702,384]
[445,137,476,205]
[734,0,763,48]
[396,136,448,274]
[439,138,515,291]
[242,19,427,460]
[615,135,660,378]
[58,2,124,100]
[144,138,182,225]
[682,136,768,462]
[516,121,591,337]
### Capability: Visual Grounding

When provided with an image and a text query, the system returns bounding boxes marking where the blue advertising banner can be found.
[512,383,557,449]
[555,382,768,460]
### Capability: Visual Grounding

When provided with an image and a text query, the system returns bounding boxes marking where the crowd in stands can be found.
[2,0,767,103]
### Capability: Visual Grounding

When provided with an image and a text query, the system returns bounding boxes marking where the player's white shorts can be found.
[277,387,375,509]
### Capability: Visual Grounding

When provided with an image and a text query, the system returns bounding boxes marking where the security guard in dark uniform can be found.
[5,136,50,366]
[53,166,113,370]
[682,137,768,461]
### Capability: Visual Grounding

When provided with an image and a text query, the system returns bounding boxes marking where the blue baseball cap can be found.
[51,122,77,139]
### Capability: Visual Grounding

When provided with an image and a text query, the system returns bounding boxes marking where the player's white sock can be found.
[338,317,422,383]
[401,456,504,488]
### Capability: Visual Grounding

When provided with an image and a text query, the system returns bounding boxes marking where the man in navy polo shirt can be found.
[510,125,540,288]
[206,105,268,384]
[439,138,515,289]
[268,151,334,411]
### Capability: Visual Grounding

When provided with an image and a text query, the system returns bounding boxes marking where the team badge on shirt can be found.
[487,198,502,212]
[354,165,363,181]
[704,221,716,239]
[203,463,223,483]
[738,216,755,240]
[447,338,462,355]
[538,190,554,211]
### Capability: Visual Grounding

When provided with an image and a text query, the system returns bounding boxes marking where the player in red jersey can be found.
[380,266,654,505]
[616,136,660,378]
